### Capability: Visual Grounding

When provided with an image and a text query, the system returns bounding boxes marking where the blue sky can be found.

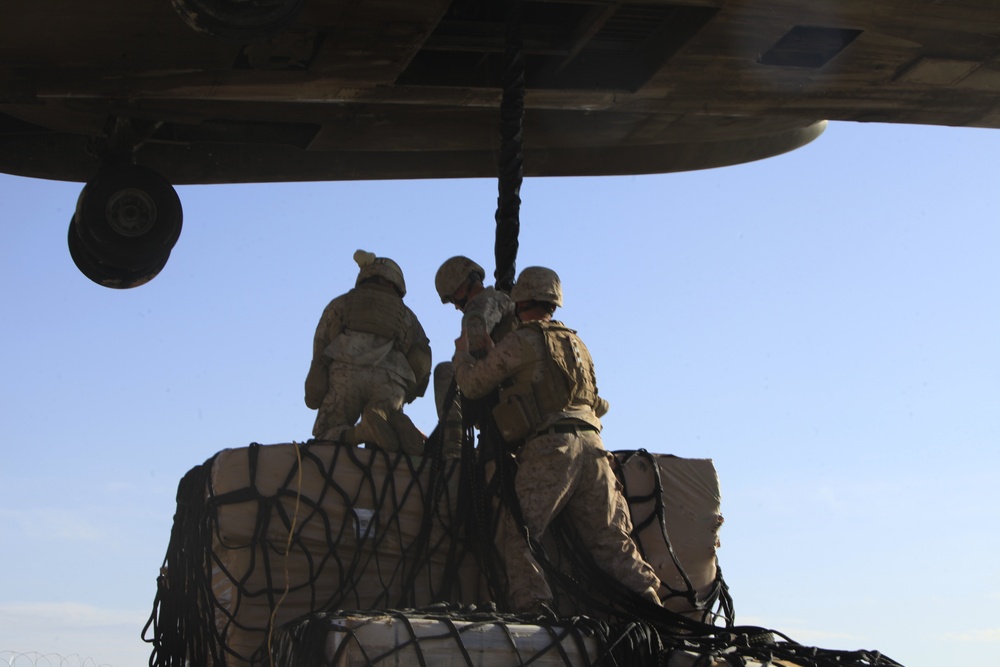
[1,121,998,667]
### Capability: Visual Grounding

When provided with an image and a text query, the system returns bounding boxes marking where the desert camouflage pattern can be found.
[453,320,660,611]
[342,286,408,345]
[503,430,661,611]
[354,252,406,296]
[434,286,517,457]
[434,255,485,303]
[510,265,563,307]
[311,365,409,440]
[453,321,604,435]
[460,286,515,353]
[306,282,430,441]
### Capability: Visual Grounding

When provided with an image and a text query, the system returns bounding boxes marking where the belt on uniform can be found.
[538,422,599,435]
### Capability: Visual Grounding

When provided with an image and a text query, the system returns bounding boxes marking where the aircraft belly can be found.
[2,0,1000,183]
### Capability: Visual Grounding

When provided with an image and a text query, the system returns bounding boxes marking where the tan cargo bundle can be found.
[147,442,725,666]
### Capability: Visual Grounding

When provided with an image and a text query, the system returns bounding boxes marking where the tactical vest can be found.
[341,287,408,348]
[492,320,599,442]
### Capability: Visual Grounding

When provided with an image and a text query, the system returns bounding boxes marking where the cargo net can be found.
[270,607,899,667]
[144,416,903,667]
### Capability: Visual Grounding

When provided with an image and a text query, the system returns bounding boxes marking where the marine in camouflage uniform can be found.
[305,250,431,454]
[452,266,662,613]
[433,256,516,457]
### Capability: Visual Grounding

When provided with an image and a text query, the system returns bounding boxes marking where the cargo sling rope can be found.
[493,0,523,293]
[470,0,744,638]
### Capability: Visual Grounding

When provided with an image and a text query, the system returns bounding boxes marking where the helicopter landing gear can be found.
[68,218,171,289]
[68,163,182,289]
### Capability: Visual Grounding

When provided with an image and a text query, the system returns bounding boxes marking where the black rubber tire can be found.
[74,163,182,271]
[170,0,305,41]
[68,218,169,289]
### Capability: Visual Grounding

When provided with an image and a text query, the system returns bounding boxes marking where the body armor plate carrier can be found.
[342,287,408,348]
[492,321,599,442]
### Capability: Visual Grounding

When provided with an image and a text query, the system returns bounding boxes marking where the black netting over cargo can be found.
[271,607,902,667]
[143,427,903,667]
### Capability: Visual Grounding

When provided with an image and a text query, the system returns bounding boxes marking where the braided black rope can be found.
[494,0,524,293]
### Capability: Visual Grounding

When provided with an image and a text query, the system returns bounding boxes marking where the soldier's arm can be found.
[403,308,432,401]
[452,331,521,399]
[405,342,432,402]
[304,361,327,409]
[304,298,343,408]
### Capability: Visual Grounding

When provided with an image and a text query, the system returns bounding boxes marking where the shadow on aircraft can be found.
[3,0,999,286]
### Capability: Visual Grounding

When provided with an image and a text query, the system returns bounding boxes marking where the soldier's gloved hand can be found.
[594,397,610,418]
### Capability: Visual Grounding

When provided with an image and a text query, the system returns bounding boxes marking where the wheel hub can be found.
[106,188,157,237]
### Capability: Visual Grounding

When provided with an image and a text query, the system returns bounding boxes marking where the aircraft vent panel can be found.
[758,26,863,69]
[396,1,717,92]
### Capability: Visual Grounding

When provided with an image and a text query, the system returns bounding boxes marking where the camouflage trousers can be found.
[312,364,407,440]
[503,429,661,612]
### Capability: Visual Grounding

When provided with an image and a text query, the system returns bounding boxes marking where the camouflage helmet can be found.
[354,249,406,297]
[434,255,485,303]
[511,266,562,307]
